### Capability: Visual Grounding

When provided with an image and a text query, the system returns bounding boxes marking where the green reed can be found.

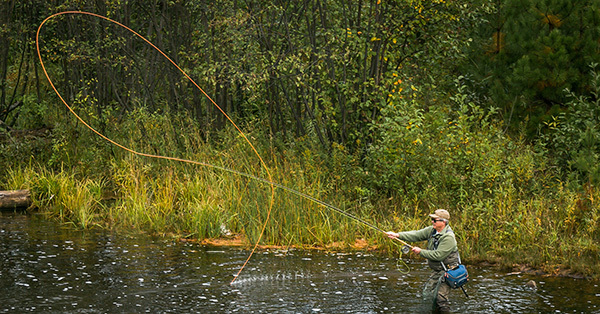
[8,150,599,278]
[5,166,103,229]
[451,182,600,277]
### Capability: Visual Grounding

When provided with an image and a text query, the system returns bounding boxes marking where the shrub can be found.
[541,64,600,186]
[365,77,542,208]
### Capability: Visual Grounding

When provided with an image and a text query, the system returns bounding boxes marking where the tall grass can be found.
[3,106,600,279]
[453,182,600,276]
[5,166,104,228]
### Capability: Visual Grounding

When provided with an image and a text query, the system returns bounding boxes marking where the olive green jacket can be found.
[396,225,460,272]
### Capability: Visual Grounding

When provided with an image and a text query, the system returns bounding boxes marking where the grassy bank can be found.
[5,160,599,278]
[1,108,599,280]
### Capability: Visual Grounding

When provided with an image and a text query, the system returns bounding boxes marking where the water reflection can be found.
[1,212,598,313]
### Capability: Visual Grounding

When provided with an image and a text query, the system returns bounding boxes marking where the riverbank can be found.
[3,160,600,281]
[189,234,377,252]
[2,113,599,281]
[180,233,594,280]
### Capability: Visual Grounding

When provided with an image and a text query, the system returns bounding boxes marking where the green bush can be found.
[542,64,600,186]
[365,77,542,207]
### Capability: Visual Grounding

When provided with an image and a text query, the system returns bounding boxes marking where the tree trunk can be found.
[0,190,32,210]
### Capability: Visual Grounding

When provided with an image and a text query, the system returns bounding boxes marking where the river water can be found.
[1,212,598,313]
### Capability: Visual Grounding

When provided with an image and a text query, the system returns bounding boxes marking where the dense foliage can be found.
[463,0,600,136]
[1,0,600,278]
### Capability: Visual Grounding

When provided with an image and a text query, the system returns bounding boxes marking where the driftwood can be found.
[0,190,32,210]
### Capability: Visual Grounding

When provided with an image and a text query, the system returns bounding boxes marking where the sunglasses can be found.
[431,219,443,223]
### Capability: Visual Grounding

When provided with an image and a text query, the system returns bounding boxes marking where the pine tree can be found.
[465,0,600,137]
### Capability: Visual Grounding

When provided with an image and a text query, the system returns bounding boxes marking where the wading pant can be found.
[420,269,451,313]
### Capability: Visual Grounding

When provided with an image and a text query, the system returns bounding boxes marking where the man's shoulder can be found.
[421,225,434,232]
[441,226,457,240]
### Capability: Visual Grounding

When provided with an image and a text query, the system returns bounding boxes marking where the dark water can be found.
[1,212,599,313]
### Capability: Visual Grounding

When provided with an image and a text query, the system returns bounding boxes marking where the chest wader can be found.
[420,269,446,313]
[420,228,458,313]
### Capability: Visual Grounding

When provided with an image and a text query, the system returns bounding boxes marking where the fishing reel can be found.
[401,245,411,254]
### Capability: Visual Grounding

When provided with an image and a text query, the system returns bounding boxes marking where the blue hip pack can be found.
[444,264,468,289]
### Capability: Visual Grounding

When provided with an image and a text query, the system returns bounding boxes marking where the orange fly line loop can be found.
[36,11,274,285]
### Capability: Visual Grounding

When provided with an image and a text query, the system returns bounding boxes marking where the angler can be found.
[386,209,466,313]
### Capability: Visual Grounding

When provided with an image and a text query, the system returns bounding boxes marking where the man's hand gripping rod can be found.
[387,232,413,254]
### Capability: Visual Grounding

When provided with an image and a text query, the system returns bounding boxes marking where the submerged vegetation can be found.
[1,0,600,279]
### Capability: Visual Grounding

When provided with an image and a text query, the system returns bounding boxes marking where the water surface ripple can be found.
[1,212,598,313]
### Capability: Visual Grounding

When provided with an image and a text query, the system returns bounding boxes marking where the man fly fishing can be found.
[386,209,462,313]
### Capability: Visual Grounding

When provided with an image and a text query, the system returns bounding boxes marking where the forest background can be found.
[1,0,600,279]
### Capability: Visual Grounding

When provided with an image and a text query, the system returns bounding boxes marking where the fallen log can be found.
[0,190,32,210]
